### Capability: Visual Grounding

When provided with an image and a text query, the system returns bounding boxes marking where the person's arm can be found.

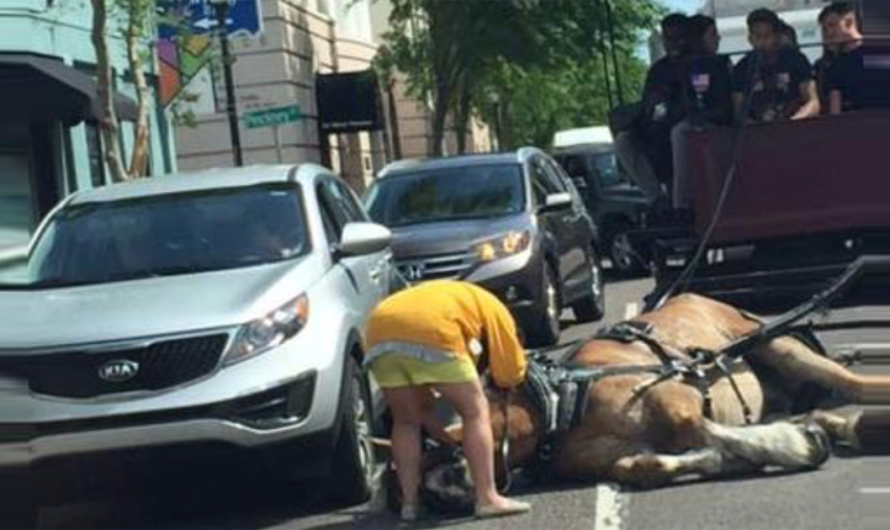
[829,89,844,115]
[791,80,820,119]
[483,298,528,389]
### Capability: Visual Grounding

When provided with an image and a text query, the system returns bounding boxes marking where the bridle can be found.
[496,388,513,493]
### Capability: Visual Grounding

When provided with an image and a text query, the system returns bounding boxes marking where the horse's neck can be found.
[494,398,545,467]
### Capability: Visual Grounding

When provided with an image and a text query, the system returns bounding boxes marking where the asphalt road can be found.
[34,275,890,530]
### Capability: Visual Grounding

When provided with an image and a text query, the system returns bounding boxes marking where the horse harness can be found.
[515,320,755,477]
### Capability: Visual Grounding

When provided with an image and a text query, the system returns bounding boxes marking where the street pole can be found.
[605,0,625,106]
[214,0,243,167]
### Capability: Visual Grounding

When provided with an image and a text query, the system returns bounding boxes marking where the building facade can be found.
[173,0,491,194]
[0,0,176,268]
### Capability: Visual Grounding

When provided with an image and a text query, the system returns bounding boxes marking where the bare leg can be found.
[381,386,424,507]
[435,380,528,512]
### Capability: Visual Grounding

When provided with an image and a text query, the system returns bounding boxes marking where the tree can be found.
[376,0,660,155]
[89,0,159,181]
[378,0,547,156]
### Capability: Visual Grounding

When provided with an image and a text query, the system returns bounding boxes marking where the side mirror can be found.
[338,222,392,257]
[539,192,573,213]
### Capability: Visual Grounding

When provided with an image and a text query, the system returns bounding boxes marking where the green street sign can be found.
[244,105,303,129]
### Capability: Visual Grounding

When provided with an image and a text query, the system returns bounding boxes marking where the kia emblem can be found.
[98,359,140,383]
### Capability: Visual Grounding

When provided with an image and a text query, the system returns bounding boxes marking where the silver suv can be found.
[0,165,395,524]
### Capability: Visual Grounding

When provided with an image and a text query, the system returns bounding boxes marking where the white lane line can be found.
[624,302,641,320]
[593,482,628,530]
[860,487,890,494]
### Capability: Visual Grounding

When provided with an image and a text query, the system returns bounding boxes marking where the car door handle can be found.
[370,266,383,281]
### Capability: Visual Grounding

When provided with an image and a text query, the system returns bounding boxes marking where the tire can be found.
[571,252,606,322]
[606,221,644,276]
[526,263,561,347]
[328,356,379,505]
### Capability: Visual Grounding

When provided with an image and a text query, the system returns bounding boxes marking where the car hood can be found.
[0,259,315,350]
[390,214,530,258]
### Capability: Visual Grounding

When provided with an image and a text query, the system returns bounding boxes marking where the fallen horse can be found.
[418,256,890,505]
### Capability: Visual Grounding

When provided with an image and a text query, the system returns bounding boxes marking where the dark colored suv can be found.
[363,148,605,347]
[553,145,650,274]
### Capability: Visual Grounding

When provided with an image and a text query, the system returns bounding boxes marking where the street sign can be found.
[244,105,303,129]
[184,0,263,38]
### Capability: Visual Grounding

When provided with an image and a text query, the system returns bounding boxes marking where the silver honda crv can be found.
[0,164,395,525]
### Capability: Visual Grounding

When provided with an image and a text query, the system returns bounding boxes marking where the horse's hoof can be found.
[613,454,673,489]
[801,420,832,468]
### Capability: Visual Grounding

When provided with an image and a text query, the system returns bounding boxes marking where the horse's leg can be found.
[752,336,890,404]
[554,434,650,480]
[610,419,830,488]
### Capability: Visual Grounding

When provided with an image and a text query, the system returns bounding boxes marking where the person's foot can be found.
[400,503,423,522]
[475,498,532,519]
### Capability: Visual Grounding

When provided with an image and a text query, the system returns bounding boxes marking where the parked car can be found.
[553,143,650,275]
[0,165,395,525]
[364,148,605,347]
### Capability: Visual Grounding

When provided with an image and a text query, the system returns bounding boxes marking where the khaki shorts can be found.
[369,354,478,388]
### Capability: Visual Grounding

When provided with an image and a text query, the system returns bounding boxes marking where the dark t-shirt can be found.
[826,45,890,111]
[640,56,687,140]
[684,54,734,126]
[732,49,813,122]
[813,53,836,113]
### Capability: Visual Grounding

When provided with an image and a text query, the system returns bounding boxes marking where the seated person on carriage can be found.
[732,8,820,123]
[822,1,890,113]
[613,13,689,219]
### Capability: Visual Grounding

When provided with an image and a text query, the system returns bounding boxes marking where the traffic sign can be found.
[184,0,263,38]
[244,105,303,129]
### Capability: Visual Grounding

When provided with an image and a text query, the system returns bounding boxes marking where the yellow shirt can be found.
[364,280,527,389]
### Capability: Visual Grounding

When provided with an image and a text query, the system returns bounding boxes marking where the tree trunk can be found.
[90,0,128,183]
[431,80,451,157]
[125,3,151,178]
[455,85,471,154]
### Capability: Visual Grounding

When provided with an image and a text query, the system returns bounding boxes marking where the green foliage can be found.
[375,0,662,153]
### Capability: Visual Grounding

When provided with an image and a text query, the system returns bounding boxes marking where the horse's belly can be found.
[709,370,766,425]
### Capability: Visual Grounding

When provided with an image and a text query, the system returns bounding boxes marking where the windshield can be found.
[364,164,526,227]
[15,184,309,288]
[556,151,628,188]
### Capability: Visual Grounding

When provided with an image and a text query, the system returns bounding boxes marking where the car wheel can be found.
[571,253,606,322]
[328,356,379,505]
[607,222,644,276]
[527,263,561,347]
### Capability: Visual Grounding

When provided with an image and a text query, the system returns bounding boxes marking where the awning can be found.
[0,53,139,125]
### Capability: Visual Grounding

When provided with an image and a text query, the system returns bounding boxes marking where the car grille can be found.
[396,251,477,282]
[0,334,229,399]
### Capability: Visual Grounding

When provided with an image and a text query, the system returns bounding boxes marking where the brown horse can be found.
[421,293,889,500]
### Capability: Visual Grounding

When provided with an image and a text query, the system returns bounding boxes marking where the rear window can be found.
[364,164,526,227]
[556,151,625,188]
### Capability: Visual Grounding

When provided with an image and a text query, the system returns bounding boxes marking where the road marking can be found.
[624,302,640,320]
[860,487,890,494]
[593,482,627,530]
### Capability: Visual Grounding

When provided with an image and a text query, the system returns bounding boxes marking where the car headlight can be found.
[475,231,531,263]
[226,294,309,365]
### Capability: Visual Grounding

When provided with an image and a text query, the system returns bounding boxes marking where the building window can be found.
[85,122,105,187]
[0,123,34,250]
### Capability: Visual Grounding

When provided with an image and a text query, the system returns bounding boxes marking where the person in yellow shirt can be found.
[365,280,531,521]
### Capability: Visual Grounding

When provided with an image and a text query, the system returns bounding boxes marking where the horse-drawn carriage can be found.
[646,104,890,307]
